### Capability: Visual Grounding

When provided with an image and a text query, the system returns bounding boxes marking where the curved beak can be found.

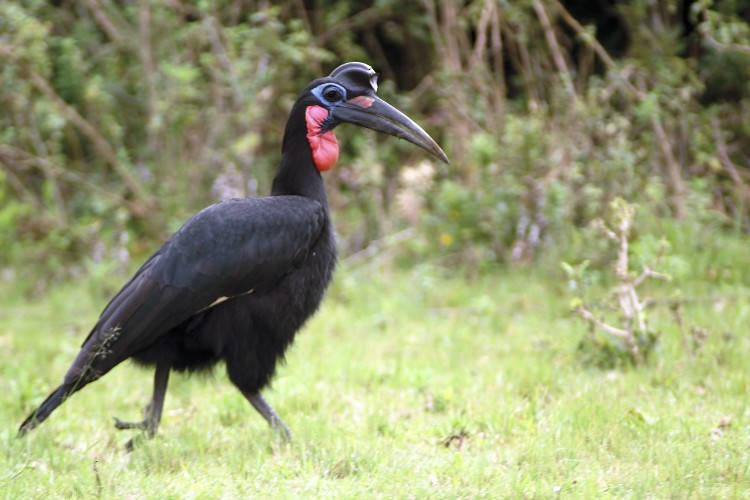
[331,95,449,164]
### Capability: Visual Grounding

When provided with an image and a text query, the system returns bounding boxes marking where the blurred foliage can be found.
[0,0,749,289]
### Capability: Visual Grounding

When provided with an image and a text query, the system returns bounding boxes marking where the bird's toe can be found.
[113,417,148,431]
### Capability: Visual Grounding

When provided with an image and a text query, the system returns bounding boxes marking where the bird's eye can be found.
[312,83,346,106]
[323,87,342,102]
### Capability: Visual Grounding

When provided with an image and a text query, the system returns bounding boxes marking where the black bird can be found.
[19,62,448,441]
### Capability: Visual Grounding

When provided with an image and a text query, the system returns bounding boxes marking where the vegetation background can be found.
[1,0,749,496]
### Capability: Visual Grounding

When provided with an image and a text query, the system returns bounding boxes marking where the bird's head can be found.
[295,62,449,172]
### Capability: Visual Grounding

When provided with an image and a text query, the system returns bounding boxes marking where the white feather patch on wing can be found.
[197,289,254,313]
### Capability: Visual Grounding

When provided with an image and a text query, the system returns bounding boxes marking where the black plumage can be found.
[19,62,447,441]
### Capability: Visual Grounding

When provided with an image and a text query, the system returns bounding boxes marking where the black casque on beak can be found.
[328,63,449,164]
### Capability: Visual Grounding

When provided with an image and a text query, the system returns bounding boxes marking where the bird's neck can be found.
[272,105,330,208]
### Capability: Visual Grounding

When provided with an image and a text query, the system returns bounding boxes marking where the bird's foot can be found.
[111,366,168,451]
[113,416,151,432]
[113,417,156,452]
[270,415,292,442]
[244,392,292,441]
[114,415,158,436]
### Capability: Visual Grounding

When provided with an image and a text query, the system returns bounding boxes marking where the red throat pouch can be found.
[305,106,339,172]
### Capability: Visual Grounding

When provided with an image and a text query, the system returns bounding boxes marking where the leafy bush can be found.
[1,0,749,284]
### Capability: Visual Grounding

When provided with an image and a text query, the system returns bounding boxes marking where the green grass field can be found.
[2,251,750,497]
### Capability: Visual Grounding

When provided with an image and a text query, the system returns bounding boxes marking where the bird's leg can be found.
[242,391,292,441]
[114,361,170,438]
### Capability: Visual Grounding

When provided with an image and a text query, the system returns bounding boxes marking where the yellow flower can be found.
[439,233,454,246]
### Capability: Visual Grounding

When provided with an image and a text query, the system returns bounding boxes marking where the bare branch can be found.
[575,306,632,340]
[547,0,616,69]
[83,0,125,45]
[649,110,687,219]
[702,32,750,56]
[712,117,750,198]
[576,306,642,362]
[615,224,629,281]
[532,0,578,104]
[633,267,670,288]
[591,219,617,241]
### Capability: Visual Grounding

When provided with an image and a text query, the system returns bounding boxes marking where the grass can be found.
[1,245,750,498]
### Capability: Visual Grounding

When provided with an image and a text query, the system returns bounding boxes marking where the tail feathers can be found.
[18,385,69,437]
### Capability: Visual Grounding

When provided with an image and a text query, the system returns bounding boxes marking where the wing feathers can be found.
[68,196,326,382]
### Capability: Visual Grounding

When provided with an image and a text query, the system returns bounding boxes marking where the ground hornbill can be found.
[19,62,448,442]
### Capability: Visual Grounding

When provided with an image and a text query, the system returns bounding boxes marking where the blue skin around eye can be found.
[311,83,347,108]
